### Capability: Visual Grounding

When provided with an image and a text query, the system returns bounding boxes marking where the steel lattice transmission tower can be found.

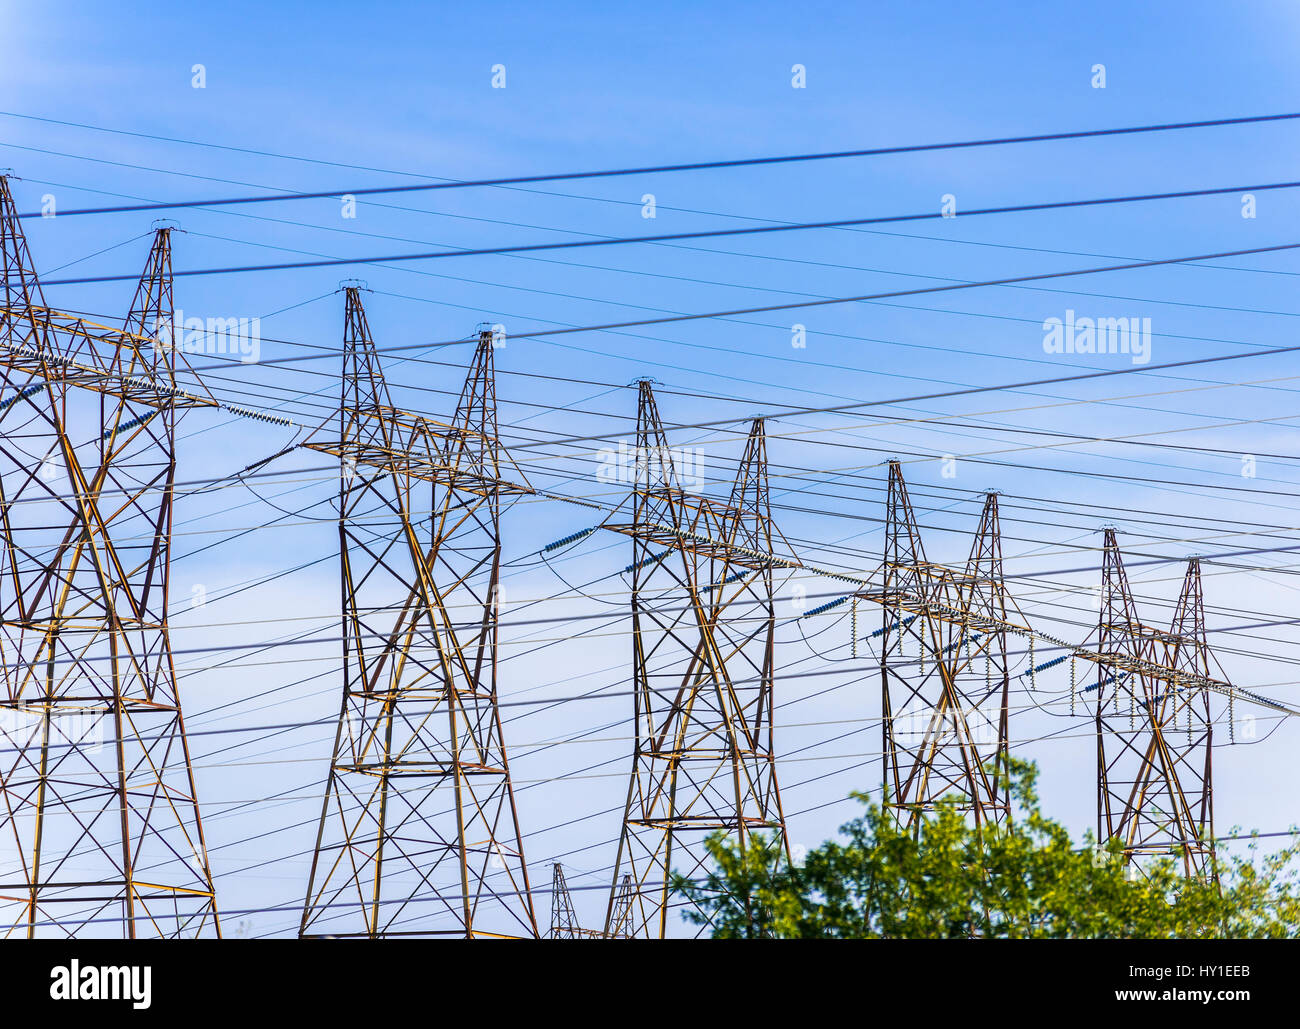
[0,176,220,937]
[604,381,790,938]
[299,290,538,938]
[550,863,631,938]
[1093,531,1216,880]
[549,863,581,938]
[862,461,1023,832]
[606,873,633,938]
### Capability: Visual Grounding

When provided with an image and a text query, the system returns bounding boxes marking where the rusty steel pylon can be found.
[550,863,631,938]
[862,461,1022,832]
[606,873,633,938]
[1094,531,1216,880]
[0,176,220,937]
[299,290,538,938]
[549,863,579,938]
[603,381,790,938]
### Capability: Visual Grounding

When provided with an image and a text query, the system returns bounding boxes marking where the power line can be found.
[14,109,1300,219]
[25,182,1300,285]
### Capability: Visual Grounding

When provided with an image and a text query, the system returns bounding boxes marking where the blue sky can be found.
[4,1,1300,936]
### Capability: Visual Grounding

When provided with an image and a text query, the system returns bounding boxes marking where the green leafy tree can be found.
[673,759,1300,938]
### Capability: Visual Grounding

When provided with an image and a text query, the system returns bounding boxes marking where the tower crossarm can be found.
[604,485,800,571]
[1033,624,1263,708]
[304,404,533,496]
[856,586,1031,639]
[1079,646,1235,697]
[0,303,218,409]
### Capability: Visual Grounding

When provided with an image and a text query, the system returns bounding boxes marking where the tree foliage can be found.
[673,760,1300,938]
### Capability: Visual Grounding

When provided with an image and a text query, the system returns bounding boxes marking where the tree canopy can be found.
[673,760,1300,938]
